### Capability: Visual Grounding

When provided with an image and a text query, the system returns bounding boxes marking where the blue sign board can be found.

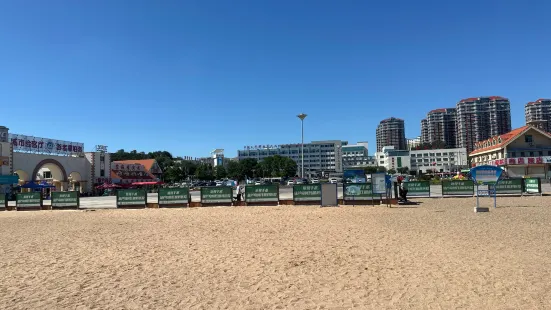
[470,165,503,184]
[0,175,19,184]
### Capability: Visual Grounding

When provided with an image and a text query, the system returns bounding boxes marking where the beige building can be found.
[469,125,551,178]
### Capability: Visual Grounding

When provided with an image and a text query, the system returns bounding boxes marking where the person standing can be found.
[235,183,242,202]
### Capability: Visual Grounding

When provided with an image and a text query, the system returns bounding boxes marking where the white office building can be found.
[375,146,410,171]
[342,142,377,168]
[409,147,468,174]
[238,140,346,177]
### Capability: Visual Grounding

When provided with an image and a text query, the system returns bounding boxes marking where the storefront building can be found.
[469,125,551,178]
[0,125,109,194]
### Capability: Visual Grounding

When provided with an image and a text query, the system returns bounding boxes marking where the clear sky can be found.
[1,1,550,157]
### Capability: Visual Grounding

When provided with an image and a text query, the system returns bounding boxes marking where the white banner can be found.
[9,134,84,156]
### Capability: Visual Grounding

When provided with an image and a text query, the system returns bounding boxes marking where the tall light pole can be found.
[297,113,307,178]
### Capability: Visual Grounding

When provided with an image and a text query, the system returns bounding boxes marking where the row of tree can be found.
[110,150,298,183]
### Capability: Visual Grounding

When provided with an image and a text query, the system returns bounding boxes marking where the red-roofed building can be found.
[111,159,163,184]
[469,125,551,178]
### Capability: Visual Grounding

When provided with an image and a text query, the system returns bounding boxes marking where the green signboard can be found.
[245,185,279,203]
[343,183,373,200]
[16,192,42,208]
[158,188,189,205]
[201,186,233,204]
[51,191,79,208]
[403,181,430,196]
[293,184,322,202]
[494,179,522,194]
[117,189,147,207]
[524,178,540,194]
[441,180,474,196]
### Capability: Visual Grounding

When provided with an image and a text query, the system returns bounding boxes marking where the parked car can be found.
[287,179,295,186]
[295,179,304,185]
[311,178,320,184]
[329,178,338,184]
[254,181,262,185]
[215,181,224,186]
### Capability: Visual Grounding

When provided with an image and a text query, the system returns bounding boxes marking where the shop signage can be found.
[0,194,5,208]
[344,183,373,200]
[494,179,522,194]
[524,178,541,194]
[158,188,189,205]
[442,180,474,196]
[0,128,8,142]
[113,163,143,171]
[505,157,544,165]
[116,189,147,206]
[0,175,18,184]
[95,145,108,153]
[9,134,84,156]
[51,191,79,208]
[95,178,112,184]
[293,184,321,202]
[0,156,9,167]
[403,181,431,196]
[201,187,232,204]
[16,192,42,208]
[245,185,279,203]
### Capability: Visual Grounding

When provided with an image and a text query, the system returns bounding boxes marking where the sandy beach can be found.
[1,197,551,309]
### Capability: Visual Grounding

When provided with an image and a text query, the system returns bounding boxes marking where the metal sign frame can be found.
[470,165,503,211]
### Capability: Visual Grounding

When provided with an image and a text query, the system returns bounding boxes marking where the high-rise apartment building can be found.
[456,96,512,153]
[376,117,406,152]
[420,108,457,148]
[525,99,551,132]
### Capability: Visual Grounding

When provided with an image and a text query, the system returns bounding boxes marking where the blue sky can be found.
[1,1,550,157]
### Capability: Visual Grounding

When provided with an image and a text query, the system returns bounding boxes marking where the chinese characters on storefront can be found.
[9,134,83,156]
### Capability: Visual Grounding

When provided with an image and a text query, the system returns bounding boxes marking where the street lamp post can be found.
[297,113,307,178]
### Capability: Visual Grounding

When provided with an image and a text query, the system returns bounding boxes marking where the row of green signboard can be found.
[7,191,81,209]
[3,179,542,209]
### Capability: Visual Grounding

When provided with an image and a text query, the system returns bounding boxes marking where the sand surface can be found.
[1,197,551,309]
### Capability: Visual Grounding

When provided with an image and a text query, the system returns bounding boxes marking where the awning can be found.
[131,181,164,186]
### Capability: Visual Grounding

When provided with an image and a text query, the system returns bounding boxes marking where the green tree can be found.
[226,161,242,180]
[195,163,214,180]
[376,166,387,173]
[281,156,298,177]
[215,165,227,179]
[364,166,378,174]
[397,167,409,174]
[239,158,258,179]
[388,168,397,175]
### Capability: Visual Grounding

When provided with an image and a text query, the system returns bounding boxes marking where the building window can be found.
[525,135,533,143]
[511,152,516,158]
[548,151,551,156]
[100,170,105,177]
[529,152,534,157]
[521,152,525,157]
[539,151,543,156]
